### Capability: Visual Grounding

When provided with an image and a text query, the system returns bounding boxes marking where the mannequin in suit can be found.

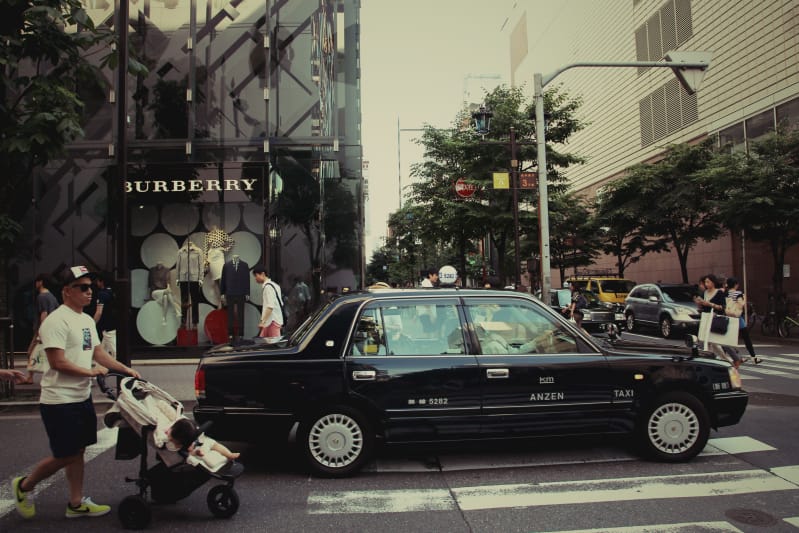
[220,255,250,340]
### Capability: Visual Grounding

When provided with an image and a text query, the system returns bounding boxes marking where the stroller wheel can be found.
[207,485,240,518]
[118,495,152,530]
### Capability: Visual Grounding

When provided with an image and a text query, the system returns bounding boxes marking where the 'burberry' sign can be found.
[124,179,258,193]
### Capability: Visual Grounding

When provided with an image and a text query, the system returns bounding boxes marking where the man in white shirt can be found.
[12,266,140,520]
[252,264,284,337]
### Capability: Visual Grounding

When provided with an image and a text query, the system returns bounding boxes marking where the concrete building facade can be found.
[505,0,799,309]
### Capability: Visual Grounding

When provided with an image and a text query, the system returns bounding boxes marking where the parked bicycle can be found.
[760,293,781,336]
[778,305,799,338]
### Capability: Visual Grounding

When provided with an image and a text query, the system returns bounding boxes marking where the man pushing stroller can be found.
[13,266,141,521]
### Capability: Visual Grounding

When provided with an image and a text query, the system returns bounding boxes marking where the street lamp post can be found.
[472,107,523,289]
[533,51,712,298]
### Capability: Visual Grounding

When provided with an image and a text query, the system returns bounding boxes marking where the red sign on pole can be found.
[520,172,538,189]
[454,178,477,198]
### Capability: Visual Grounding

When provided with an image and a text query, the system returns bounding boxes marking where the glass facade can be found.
[11,0,363,355]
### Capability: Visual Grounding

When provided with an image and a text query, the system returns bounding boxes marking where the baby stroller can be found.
[99,373,244,529]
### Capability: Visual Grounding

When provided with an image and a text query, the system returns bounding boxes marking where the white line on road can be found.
[541,521,745,532]
[307,466,799,514]
[0,426,118,519]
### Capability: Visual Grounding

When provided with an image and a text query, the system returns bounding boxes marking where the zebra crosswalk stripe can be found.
[307,466,798,514]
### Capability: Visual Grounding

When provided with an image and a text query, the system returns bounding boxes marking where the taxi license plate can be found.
[615,313,625,321]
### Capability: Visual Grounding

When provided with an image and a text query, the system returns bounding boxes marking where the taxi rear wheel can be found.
[638,392,709,462]
[299,405,374,477]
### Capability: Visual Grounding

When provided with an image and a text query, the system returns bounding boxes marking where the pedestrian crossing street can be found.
[307,436,799,531]
[732,348,799,379]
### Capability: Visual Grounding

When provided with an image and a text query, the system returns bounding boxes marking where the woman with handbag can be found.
[694,274,743,368]
[725,277,761,365]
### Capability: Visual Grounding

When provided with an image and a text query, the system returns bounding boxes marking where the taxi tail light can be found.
[728,367,742,389]
[195,367,206,399]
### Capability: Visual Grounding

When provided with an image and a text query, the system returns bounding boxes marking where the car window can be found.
[349,301,463,356]
[465,300,577,355]
[598,279,635,293]
[661,286,697,303]
[629,287,645,299]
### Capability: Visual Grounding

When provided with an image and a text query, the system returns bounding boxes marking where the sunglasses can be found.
[71,283,93,292]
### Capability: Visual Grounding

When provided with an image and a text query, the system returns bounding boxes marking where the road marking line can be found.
[307,467,798,514]
[785,516,799,527]
[541,521,744,532]
[0,427,117,519]
[707,436,776,454]
[771,465,799,484]
[738,367,794,377]
[453,469,798,511]
[308,488,456,513]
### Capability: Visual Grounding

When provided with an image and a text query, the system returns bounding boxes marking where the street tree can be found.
[549,192,598,282]
[400,85,584,284]
[590,177,669,277]
[613,141,724,283]
[711,128,799,297]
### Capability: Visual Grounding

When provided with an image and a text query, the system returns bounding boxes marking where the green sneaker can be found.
[65,497,111,518]
[12,476,35,519]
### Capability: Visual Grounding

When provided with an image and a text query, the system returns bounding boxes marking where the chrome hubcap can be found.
[648,402,699,454]
[308,413,363,468]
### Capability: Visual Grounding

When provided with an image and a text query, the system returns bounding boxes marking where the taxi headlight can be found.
[728,366,742,389]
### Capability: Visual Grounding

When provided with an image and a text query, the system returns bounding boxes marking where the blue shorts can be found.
[40,398,98,458]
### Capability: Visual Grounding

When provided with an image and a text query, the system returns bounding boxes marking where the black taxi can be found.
[193,288,748,477]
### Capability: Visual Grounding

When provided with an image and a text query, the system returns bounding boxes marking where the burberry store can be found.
[12,0,364,357]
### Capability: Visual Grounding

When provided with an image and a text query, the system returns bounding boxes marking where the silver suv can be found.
[624,283,701,338]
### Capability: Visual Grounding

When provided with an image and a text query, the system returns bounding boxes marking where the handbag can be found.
[725,296,743,318]
[27,342,49,373]
[710,314,729,334]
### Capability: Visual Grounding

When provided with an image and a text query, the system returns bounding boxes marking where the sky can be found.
[359,1,515,258]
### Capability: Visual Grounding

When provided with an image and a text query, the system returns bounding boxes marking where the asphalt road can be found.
[0,334,796,532]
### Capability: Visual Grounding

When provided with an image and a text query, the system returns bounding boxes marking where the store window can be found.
[128,163,267,348]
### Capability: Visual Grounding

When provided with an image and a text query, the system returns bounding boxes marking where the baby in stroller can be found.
[166,418,240,468]
[101,375,244,529]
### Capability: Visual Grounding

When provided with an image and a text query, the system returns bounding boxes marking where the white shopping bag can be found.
[698,310,740,349]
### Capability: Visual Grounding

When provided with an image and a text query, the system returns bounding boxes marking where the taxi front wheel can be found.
[637,392,709,462]
[299,405,374,477]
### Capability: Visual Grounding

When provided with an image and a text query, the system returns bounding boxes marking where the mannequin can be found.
[220,254,250,341]
[149,261,181,325]
[176,239,203,328]
[204,227,234,308]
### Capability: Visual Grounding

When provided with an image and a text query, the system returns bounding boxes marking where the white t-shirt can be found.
[38,305,99,404]
[261,280,284,326]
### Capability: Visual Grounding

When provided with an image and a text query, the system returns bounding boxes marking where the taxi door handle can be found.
[352,370,376,381]
[486,368,509,379]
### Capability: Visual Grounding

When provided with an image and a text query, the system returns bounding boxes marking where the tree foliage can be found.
[596,141,724,283]
[710,128,799,295]
[0,0,119,251]
[387,84,585,286]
